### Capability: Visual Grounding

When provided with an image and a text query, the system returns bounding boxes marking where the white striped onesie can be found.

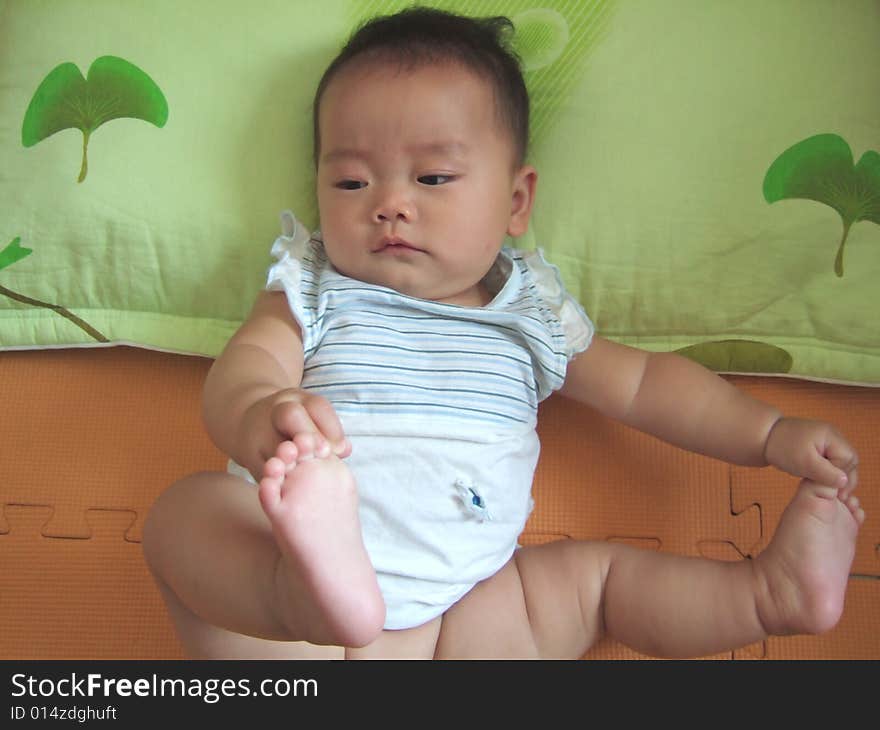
[234,213,594,630]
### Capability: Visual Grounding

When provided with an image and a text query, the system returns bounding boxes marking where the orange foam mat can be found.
[532,396,758,558]
[0,505,184,660]
[0,347,225,542]
[1,347,877,659]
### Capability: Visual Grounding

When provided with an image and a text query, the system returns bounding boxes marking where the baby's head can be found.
[313,8,530,168]
[312,8,537,307]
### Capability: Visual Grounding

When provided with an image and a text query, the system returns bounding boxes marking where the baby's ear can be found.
[507,165,537,238]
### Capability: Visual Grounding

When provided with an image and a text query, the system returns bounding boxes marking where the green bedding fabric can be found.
[1,0,878,384]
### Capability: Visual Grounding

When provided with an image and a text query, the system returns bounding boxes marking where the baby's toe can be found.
[293,432,318,460]
[263,456,286,479]
[292,432,329,461]
[844,495,865,524]
[257,473,284,512]
[276,440,298,470]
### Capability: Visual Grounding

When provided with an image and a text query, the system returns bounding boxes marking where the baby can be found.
[143,8,863,659]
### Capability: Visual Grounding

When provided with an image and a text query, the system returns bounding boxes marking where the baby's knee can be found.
[142,472,215,571]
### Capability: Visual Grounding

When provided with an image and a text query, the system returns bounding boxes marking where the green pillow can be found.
[2,0,878,384]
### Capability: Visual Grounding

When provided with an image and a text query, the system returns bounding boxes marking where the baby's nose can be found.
[373,188,415,223]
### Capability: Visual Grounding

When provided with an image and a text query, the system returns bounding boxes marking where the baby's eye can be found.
[417,174,454,186]
[335,179,367,190]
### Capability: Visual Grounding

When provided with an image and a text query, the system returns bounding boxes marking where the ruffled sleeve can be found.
[265,210,322,353]
[520,249,594,360]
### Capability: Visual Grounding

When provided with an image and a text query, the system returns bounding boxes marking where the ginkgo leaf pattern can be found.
[0,236,107,342]
[22,56,169,182]
[676,340,793,374]
[764,134,880,277]
[0,237,32,272]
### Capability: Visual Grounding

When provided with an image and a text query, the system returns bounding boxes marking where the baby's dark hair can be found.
[312,6,529,166]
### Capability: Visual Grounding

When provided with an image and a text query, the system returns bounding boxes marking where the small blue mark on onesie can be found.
[454,478,492,522]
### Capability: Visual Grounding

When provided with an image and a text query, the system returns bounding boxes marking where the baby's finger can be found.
[807,449,849,487]
[821,435,859,487]
[824,439,859,477]
[272,399,320,437]
[301,393,350,456]
[840,465,859,493]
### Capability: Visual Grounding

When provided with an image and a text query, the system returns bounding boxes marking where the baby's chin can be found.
[325,252,489,305]
[353,271,485,305]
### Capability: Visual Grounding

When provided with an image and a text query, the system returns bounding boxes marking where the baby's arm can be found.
[560,336,858,485]
[202,291,347,479]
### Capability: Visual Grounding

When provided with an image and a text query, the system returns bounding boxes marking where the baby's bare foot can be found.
[753,479,864,636]
[258,434,385,647]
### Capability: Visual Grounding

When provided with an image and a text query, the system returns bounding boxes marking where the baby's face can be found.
[316,61,535,306]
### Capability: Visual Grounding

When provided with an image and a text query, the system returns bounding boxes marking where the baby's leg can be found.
[152,578,343,659]
[257,433,385,646]
[436,479,863,659]
[597,478,863,657]
[142,440,384,654]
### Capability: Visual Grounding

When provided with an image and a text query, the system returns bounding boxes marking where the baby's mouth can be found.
[374,236,426,253]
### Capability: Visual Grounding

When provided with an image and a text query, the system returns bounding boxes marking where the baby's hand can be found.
[239,388,350,477]
[764,417,859,488]
[270,389,351,458]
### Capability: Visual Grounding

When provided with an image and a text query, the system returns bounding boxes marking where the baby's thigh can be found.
[434,541,609,659]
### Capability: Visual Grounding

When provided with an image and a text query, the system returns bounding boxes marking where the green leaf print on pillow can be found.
[675,340,793,375]
[764,134,880,277]
[0,236,108,342]
[21,56,169,183]
[0,237,32,272]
